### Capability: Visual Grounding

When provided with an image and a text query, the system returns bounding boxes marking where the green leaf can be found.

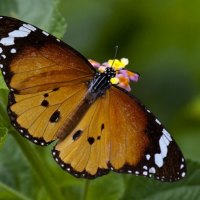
[0,135,39,200]
[85,173,125,200]
[0,0,66,38]
[0,89,9,128]
[0,72,7,90]
[0,181,31,200]
[121,160,200,200]
[0,127,7,148]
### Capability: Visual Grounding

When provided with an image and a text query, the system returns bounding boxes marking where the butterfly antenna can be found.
[111,45,119,67]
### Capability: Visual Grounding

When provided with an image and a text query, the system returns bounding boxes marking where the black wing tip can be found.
[51,148,109,179]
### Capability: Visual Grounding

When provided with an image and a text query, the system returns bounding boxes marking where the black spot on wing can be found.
[41,100,49,107]
[53,88,59,91]
[72,130,83,141]
[44,93,49,97]
[97,136,101,140]
[50,110,60,123]
[88,137,95,145]
[101,123,104,131]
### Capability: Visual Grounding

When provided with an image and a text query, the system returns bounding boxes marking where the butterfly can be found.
[0,16,186,182]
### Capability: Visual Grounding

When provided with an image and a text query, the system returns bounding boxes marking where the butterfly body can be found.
[58,67,116,139]
[0,16,187,181]
[87,67,116,100]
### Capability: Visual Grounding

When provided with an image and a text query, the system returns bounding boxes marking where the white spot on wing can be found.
[154,153,163,167]
[143,166,148,170]
[0,64,3,68]
[0,47,2,53]
[180,164,184,169]
[42,31,49,36]
[146,109,151,113]
[9,30,29,37]
[143,171,148,176]
[19,26,31,33]
[159,135,168,158]
[11,48,16,53]
[23,24,36,31]
[181,172,186,177]
[162,128,172,141]
[149,167,156,174]
[155,118,161,125]
[146,154,150,160]
[162,134,170,146]
[0,37,15,46]
[1,54,6,59]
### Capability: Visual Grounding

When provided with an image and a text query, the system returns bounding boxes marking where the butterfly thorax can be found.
[87,67,116,103]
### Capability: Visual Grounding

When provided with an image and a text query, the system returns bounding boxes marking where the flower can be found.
[116,73,131,92]
[110,77,119,84]
[89,58,139,92]
[119,70,139,82]
[108,58,129,71]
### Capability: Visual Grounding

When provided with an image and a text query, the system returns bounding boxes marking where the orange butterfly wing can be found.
[0,16,186,181]
[0,16,94,144]
[53,86,186,181]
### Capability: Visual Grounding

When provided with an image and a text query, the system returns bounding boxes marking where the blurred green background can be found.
[0,0,200,200]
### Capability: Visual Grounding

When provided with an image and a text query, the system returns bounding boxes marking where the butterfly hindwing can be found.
[53,91,111,177]
[53,86,186,181]
[0,16,95,144]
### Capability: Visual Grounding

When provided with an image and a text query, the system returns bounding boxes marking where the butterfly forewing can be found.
[0,16,94,144]
[0,16,94,94]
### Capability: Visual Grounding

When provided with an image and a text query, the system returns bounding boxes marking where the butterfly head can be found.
[89,58,140,92]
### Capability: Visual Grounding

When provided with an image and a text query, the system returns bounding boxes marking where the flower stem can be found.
[82,179,90,200]
[11,129,65,200]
